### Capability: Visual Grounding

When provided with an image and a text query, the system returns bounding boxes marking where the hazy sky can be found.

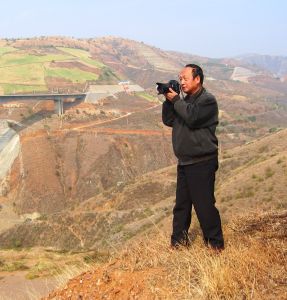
[0,0,286,58]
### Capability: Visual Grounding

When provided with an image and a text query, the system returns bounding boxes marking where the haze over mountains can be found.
[0,36,286,299]
[235,53,287,79]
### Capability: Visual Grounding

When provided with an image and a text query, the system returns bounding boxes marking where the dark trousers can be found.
[171,158,224,249]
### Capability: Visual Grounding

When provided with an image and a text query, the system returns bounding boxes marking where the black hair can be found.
[185,64,204,85]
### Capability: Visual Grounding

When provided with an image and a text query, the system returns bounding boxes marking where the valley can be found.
[0,36,286,299]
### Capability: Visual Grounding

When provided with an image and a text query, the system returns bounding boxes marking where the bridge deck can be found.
[0,94,86,102]
[0,94,86,115]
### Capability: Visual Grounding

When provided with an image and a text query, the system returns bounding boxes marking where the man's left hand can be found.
[165,88,178,102]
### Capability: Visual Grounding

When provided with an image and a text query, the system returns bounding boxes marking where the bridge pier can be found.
[0,93,86,116]
[54,97,64,115]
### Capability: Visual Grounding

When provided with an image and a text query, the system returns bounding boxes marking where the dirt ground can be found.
[0,272,58,300]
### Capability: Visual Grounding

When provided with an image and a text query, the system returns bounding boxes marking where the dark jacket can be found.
[162,87,218,164]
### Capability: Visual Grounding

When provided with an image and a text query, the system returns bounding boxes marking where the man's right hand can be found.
[165,88,178,102]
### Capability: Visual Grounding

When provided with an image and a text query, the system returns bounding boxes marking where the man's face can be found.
[179,67,200,94]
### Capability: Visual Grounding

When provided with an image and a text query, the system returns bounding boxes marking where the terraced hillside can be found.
[134,42,179,72]
[230,66,257,82]
[0,44,121,94]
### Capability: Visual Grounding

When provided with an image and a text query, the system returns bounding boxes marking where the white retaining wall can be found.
[86,84,144,103]
[0,120,20,195]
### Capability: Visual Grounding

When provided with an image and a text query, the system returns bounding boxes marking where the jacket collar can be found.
[193,86,205,99]
[186,87,205,101]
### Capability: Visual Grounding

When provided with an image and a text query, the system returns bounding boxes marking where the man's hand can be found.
[165,88,178,102]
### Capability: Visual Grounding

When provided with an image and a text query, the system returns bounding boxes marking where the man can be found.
[162,64,224,250]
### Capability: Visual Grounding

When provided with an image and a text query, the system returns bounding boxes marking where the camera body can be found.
[156,80,180,95]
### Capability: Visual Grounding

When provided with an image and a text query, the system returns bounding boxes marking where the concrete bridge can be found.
[0,93,86,115]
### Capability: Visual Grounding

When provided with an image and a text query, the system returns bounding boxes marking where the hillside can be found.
[0,35,287,298]
[1,36,287,89]
[0,36,185,94]
[1,128,286,251]
[0,37,287,245]
[42,209,287,299]
[217,128,287,217]
[235,54,287,79]
[0,43,120,95]
[0,36,286,249]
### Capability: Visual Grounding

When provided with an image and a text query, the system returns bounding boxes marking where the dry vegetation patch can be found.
[44,210,286,299]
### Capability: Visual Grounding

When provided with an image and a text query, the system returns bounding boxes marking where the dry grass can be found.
[113,210,287,299]
[43,210,286,299]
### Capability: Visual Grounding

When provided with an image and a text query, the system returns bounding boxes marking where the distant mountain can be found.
[235,54,287,79]
[1,36,282,95]
[0,36,184,94]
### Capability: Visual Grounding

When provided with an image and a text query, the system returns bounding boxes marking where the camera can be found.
[156,80,180,95]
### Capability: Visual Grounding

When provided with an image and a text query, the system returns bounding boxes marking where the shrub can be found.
[265,167,275,179]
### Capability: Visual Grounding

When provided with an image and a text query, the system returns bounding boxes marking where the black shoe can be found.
[171,230,191,249]
[171,238,191,249]
[206,243,224,252]
[204,237,224,251]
